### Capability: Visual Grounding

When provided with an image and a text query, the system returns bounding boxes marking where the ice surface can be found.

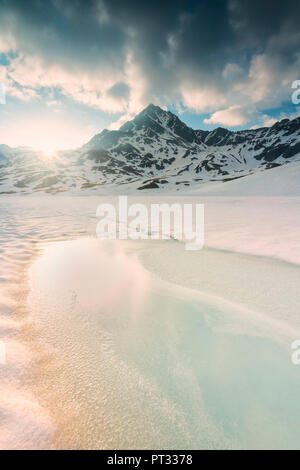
[0,187,299,449]
[27,238,300,449]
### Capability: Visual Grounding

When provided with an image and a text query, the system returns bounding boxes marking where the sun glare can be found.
[37,145,60,157]
[0,116,94,156]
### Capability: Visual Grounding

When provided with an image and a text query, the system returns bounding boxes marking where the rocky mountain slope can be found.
[0,104,299,194]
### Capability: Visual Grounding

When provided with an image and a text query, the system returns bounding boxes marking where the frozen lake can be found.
[28,237,300,449]
[0,195,300,449]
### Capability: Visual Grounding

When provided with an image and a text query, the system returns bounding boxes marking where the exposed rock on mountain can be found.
[0,104,299,194]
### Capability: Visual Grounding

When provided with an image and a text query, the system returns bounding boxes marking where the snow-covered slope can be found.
[189,159,300,197]
[0,104,299,194]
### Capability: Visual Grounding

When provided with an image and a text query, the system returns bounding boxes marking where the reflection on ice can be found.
[27,238,300,449]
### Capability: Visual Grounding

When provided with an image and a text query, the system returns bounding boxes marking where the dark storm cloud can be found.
[229,0,300,44]
[1,0,300,117]
[0,0,127,69]
[96,0,237,94]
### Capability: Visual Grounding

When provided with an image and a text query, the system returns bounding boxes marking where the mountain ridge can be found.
[0,104,299,194]
[86,104,296,149]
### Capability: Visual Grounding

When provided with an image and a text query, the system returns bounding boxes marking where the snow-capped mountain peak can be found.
[0,105,299,194]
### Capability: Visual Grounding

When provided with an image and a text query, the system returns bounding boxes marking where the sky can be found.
[0,0,299,152]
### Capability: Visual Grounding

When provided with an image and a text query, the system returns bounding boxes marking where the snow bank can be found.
[189,160,300,197]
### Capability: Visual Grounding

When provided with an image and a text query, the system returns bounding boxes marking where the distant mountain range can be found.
[0,104,299,194]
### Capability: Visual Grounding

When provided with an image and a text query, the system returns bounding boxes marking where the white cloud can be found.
[108,113,134,130]
[204,105,251,127]
[0,32,16,54]
[259,108,300,127]
[123,51,149,115]
[262,117,277,127]
[181,84,226,113]
[2,53,130,112]
[46,100,62,107]
[1,48,154,117]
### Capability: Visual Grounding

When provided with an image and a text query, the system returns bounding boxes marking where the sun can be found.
[36,144,60,157]
[2,116,91,156]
